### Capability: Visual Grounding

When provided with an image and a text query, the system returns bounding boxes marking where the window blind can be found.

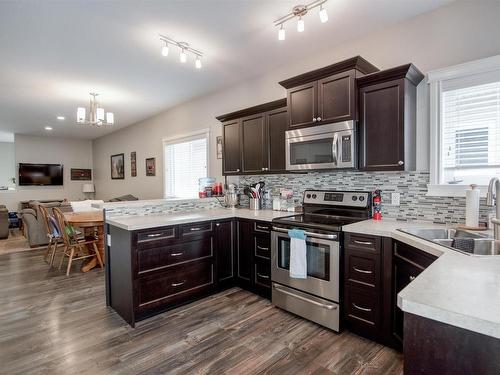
[441,80,500,185]
[164,135,207,198]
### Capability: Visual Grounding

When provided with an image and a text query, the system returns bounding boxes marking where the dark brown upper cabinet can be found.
[357,64,424,171]
[217,98,287,175]
[279,56,378,129]
[222,119,241,175]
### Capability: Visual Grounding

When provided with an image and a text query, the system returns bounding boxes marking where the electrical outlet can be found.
[391,192,401,206]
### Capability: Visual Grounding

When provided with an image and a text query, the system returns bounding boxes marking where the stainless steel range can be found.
[271,189,372,331]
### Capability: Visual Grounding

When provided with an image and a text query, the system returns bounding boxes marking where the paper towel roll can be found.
[465,184,480,228]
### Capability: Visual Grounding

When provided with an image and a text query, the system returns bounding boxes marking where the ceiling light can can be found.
[297,16,304,32]
[319,5,328,23]
[180,49,187,63]
[195,56,202,69]
[278,25,285,41]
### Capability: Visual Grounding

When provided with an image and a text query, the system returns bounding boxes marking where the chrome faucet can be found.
[486,177,500,239]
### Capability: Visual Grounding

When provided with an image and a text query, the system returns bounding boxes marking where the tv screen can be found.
[19,163,63,186]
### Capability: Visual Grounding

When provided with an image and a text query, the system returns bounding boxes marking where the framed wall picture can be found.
[146,157,156,176]
[216,136,223,160]
[70,168,92,181]
[111,153,125,179]
[131,151,137,177]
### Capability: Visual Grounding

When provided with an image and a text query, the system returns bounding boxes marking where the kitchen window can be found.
[163,130,209,199]
[428,55,500,196]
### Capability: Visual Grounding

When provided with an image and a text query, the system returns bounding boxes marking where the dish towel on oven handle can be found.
[288,229,307,279]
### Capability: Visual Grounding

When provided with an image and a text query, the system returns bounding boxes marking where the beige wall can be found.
[92,0,500,201]
[0,135,93,211]
[0,142,15,187]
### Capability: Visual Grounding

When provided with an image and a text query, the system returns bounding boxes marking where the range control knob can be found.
[312,194,317,199]
[306,194,311,199]
[359,196,365,202]
[352,196,358,201]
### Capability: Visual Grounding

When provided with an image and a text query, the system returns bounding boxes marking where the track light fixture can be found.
[159,34,203,69]
[275,0,328,41]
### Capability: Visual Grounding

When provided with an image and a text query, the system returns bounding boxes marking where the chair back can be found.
[52,207,73,246]
[38,205,52,237]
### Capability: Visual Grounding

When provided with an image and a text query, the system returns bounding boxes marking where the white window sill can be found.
[426,184,488,198]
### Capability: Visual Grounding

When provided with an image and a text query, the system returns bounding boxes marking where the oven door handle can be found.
[273,284,338,310]
[272,226,338,240]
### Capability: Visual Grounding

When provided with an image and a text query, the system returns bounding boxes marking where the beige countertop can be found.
[106,207,294,231]
[344,218,500,339]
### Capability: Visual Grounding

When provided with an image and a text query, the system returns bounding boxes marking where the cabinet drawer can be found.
[137,238,213,275]
[137,259,213,309]
[254,259,271,288]
[254,236,271,259]
[137,227,176,246]
[253,221,271,234]
[346,253,378,287]
[179,221,213,238]
[346,233,381,253]
[346,283,379,327]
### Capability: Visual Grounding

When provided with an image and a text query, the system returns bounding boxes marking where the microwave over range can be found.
[285,121,357,171]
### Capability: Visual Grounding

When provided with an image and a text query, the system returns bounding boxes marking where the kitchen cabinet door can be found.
[359,79,405,171]
[287,81,318,128]
[266,107,288,172]
[222,119,241,174]
[215,220,234,286]
[237,220,253,289]
[241,114,266,173]
[318,70,355,123]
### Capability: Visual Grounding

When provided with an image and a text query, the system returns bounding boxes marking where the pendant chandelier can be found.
[76,93,114,126]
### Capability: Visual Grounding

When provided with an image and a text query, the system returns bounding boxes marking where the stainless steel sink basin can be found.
[398,228,500,256]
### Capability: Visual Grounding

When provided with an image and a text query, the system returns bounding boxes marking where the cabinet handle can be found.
[236,168,241,172]
[171,280,186,287]
[216,223,220,227]
[352,303,372,312]
[354,240,373,246]
[147,233,162,238]
[190,227,202,231]
[257,273,270,279]
[353,266,372,274]
[312,117,317,122]
[317,117,322,121]
[409,275,416,282]
[257,245,269,251]
[256,225,269,230]
[170,252,184,257]
[398,161,404,166]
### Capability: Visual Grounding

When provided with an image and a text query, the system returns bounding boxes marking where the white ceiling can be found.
[0,0,452,140]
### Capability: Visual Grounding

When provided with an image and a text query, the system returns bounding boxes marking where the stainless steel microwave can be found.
[285,121,356,171]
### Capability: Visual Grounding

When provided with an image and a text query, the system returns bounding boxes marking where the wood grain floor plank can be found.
[0,250,402,375]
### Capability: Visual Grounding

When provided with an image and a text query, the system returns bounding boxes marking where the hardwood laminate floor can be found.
[0,250,403,375]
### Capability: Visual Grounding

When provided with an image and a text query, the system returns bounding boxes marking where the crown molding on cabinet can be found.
[357,64,425,87]
[215,98,287,122]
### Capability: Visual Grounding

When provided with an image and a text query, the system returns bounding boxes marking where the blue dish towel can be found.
[288,229,307,279]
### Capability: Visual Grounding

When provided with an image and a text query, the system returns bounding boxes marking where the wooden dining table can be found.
[64,210,104,273]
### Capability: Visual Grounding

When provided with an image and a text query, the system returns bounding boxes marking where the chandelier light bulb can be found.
[161,42,169,57]
[195,56,202,69]
[297,16,304,33]
[180,49,187,63]
[278,25,285,41]
[106,112,114,124]
[77,107,86,123]
[96,107,105,121]
[319,5,328,23]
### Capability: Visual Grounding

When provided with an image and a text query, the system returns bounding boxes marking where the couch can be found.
[20,200,72,247]
[0,205,9,239]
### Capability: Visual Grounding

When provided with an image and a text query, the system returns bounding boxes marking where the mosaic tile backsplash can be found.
[239,171,492,224]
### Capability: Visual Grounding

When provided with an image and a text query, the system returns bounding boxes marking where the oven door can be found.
[271,227,340,302]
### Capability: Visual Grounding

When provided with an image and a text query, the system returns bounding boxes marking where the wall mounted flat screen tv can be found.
[19,163,64,186]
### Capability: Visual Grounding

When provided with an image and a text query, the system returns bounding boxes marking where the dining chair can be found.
[53,208,103,276]
[38,205,64,267]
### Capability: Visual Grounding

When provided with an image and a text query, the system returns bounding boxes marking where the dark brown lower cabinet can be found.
[344,233,437,350]
[107,218,270,327]
[404,312,500,375]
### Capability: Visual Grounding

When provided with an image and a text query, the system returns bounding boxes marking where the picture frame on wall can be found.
[131,151,137,177]
[111,153,125,179]
[70,168,92,181]
[216,136,223,160]
[146,157,156,176]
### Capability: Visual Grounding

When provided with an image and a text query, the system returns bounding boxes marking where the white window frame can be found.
[162,129,210,199]
[427,54,500,197]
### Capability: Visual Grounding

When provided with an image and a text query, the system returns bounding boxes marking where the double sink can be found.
[399,228,500,256]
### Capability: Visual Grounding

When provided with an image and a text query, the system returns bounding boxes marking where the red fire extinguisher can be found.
[373,189,382,221]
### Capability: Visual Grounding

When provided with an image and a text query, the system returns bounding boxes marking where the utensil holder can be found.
[249,198,261,210]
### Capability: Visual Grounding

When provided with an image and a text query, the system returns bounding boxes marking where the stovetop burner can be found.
[272,189,372,231]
